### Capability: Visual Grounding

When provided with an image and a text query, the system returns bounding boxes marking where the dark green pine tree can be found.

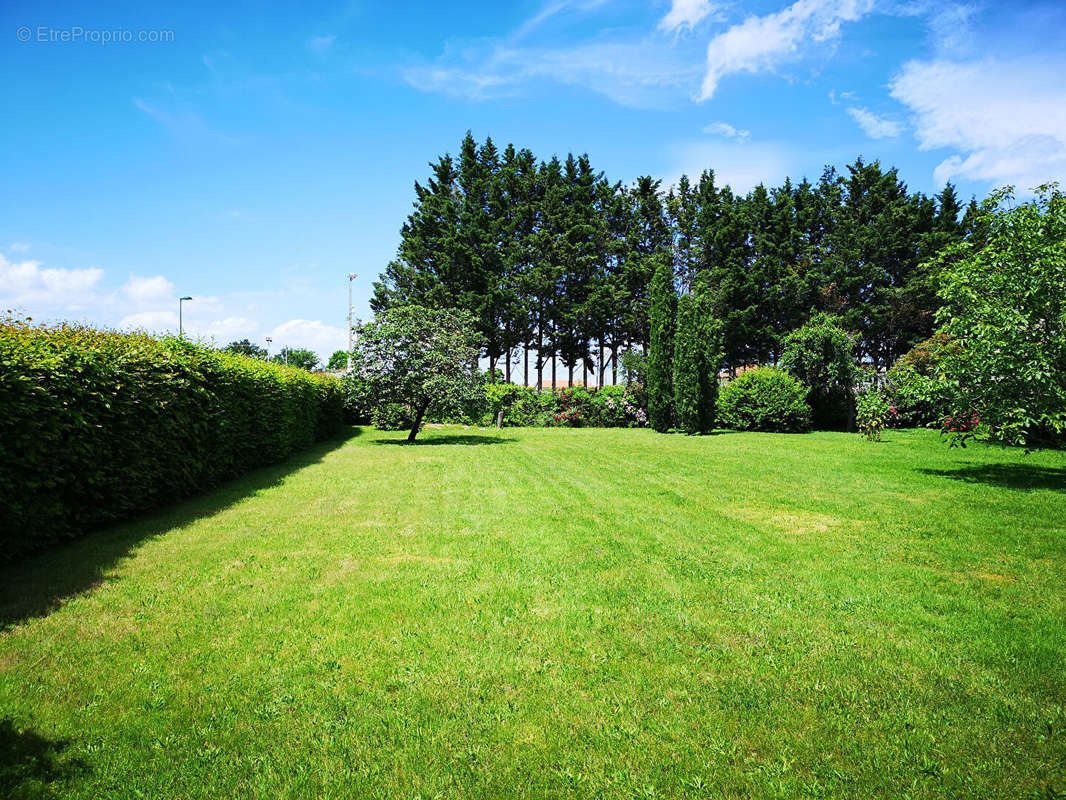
[673,284,720,434]
[647,257,677,432]
[625,176,672,351]
[372,153,460,313]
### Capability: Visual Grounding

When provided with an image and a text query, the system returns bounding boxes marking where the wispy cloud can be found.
[699,0,874,100]
[846,106,903,139]
[890,55,1066,187]
[659,0,719,34]
[703,121,750,141]
[133,98,241,145]
[404,36,701,108]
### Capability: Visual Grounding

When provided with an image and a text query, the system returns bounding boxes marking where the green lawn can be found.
[2,426,1065,799]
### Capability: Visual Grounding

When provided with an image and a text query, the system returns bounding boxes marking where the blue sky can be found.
[3,0,1065,360]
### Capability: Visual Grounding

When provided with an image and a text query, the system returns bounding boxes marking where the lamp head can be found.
[180,296,193,301]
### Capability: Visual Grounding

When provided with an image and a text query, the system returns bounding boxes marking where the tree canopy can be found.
[935,185,1066,448]
[270,348,319,372]
[351,306,483,442]
[327,350,349,371]
[373,134,970,388]
[223,339,267,360]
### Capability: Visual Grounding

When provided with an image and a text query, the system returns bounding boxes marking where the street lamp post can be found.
[179,296,193,338]
[265,336,272,359]
[347,273,358,370]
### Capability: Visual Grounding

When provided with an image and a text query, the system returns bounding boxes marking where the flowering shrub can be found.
[473,383,649,428]
[944,411,979,434]
[856,390,897,441]
[589,385,648,428]
[884,333,958,427]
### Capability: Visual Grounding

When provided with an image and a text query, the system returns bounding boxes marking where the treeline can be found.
[373,133,978,386]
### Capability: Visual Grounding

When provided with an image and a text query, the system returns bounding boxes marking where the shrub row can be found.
[0,319,345,560]
[462,384,649,429]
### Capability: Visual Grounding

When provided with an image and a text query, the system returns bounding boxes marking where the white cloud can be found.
[0,253,104,311]
[267,319,346,360]
[123,274,175,305]
[890,56,1066,187]
[703,121,750,141]
[660,0,718,34]
[846,106,903,139]
[9,242,30,253]
[200,316,259,343]
[699,0,874,100]
[827,88,856,104]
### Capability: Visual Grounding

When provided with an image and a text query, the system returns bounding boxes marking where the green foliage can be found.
[885,332,957,427]
[718,367,811,433]
[223,339,267,359]
[781,313,858,430]
[549,386,593,427]
[484,383,542,427]
[647,258,676,432]
[856,390,896,441]
[327,350,349,371]
[0,318,344,560]
[620,350,646,386]
[935,185,1066,448]
[371,402,413,431]
[672,290,720,434]
[587,385,648,428]
[270,347,320,371]
[352,305,483,442]
[375,137,966,388]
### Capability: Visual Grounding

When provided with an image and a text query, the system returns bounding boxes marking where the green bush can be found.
[856,390,897,441]
[549,386,593,427]
[0,319,344,560]
[483,383,541,427]
[371,402,413,431]
[718,368,811,433]
[781,313,857,430]
[885,333,957,427]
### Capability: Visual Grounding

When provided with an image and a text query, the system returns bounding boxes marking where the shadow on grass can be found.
[0,428,360,631]
[0,718,87,798]
[919,464,1066,492]
[373,433,515,446]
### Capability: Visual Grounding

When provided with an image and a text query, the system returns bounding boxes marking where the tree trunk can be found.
[582,357,588,389]
[407,402,429,443]
[523,344,529,388]
[612,343,618,385]
[551,353,557,393]
[505,347,512,384]
[537,328,544,392]
[568,364,573,388]
[489,355,497,383]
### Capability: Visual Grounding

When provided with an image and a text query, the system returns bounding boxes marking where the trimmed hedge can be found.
[718,367,811,433]
[0,319,344,560]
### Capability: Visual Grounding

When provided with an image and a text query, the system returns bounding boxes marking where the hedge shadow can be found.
[0,429,358,631]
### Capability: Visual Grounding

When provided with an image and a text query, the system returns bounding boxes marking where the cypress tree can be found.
[673,287,720,434]
[647,257,676,432]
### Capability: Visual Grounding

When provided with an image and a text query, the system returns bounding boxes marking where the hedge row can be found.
[0,319,345,560]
